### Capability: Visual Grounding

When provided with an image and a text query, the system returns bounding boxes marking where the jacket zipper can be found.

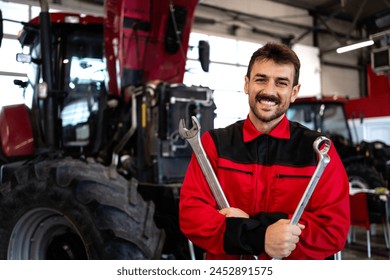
[218,166,253,175]
[276,174,312,179]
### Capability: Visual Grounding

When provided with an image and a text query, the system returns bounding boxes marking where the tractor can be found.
[0,0,213,259]
[287,96,390,191]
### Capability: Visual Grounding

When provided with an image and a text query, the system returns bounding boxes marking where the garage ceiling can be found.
[271,0,390,35]
[61,0,390,52]
[74,0,389,39]
[78,0,390,35]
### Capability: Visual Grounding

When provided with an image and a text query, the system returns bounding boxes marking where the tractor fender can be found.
[0,104,34,157]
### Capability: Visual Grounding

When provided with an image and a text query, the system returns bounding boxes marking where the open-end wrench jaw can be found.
[179,116,201,139]
[178,116,230,210]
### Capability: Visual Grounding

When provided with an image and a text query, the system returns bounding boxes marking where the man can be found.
[179,42,350,260]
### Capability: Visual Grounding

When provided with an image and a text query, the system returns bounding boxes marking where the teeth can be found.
[260,99,276,106]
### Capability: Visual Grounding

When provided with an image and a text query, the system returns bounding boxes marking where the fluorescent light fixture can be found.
[336,40,374,53]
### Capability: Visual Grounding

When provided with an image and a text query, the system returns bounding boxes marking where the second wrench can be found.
[179,116,230,209]
[272,136,331,260]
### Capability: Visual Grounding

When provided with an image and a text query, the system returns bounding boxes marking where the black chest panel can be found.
[209,120,322,167]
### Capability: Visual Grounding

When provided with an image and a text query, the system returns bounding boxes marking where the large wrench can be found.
[289,136,331,225]
[273,135,331,260]
[179,116,229,209]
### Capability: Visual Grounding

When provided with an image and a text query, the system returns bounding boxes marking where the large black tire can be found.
[346,163,386,190]
[0,158,165,259]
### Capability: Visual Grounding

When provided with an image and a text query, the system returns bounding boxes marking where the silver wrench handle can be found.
[273,136,331,260]
[187,135,230,209]
[290,136,331,225]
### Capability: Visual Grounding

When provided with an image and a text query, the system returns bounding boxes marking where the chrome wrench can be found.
[290,136,331,225]
[273,136,331,260]
[178,116,230,209]
[179,116,260,260]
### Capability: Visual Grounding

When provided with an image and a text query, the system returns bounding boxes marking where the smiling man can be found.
[179,42,350,260]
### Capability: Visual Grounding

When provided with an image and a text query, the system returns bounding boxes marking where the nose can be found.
[263,80,276,94]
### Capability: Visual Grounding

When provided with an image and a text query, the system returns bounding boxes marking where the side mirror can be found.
[14,79,28,88]
[16,53,32,63]
[198,40,210,72]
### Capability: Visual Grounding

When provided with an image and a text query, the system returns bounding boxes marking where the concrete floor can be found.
[340,225,390,260]
[185,224,390,260]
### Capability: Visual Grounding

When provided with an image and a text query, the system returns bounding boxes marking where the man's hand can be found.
[264,219,305,258]
[219,207,249,218]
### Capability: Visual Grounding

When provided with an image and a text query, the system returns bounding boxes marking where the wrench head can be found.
[313,136,331,164]
[178,116,201,139]
[313,136,331,155]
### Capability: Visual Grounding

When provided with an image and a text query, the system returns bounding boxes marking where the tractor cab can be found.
[287,97,353,146]
[16,13,106,155]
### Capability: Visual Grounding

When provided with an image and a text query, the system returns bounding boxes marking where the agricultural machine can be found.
[287,96,390,191]
[0,0,214,259]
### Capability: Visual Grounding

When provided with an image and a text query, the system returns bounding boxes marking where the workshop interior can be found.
[0,0,389,260]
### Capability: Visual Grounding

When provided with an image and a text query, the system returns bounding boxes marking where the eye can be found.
[255,77,266,83]
[276,81,289,87]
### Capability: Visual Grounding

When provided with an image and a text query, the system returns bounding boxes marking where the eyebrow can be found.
[253,73,291,83]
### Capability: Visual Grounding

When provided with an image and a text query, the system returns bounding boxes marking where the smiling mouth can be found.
[255,94,280,106]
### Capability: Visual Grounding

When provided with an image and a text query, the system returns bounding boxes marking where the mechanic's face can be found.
[244,59,300,132]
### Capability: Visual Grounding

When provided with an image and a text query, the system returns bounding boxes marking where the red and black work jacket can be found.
[179,115,350,259]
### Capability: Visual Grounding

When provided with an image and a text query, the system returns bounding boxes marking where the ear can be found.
[244,75,249,94]
[290,84,301,103]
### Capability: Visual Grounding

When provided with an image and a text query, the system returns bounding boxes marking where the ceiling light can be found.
[336,40,374,54]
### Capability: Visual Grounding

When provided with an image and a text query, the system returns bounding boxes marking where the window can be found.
[0,1,57,108]
[184,32,259,128]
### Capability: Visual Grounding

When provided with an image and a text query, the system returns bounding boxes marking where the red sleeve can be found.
[179,131,227,255]
[287,142,351,259]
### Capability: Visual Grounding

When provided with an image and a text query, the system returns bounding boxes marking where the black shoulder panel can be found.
[209,120,323,167]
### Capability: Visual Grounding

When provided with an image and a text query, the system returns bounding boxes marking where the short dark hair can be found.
[246,42,301,86]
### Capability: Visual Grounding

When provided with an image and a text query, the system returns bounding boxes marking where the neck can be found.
[248,113,285,134]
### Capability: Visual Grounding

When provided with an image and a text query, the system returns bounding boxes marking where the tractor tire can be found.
[346,163,386,190]
[0,158,165,260]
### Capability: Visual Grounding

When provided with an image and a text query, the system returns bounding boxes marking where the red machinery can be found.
[288,95,390,192]
[0,0,212,259]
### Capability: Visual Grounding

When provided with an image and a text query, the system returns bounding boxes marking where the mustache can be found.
[255,93,280,104]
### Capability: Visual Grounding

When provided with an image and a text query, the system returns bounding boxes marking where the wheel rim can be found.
[349,176,369,190]
[8,207,88,259]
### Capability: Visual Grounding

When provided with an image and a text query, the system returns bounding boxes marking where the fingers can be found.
[264,219,304,258]
[219,207,249,218]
